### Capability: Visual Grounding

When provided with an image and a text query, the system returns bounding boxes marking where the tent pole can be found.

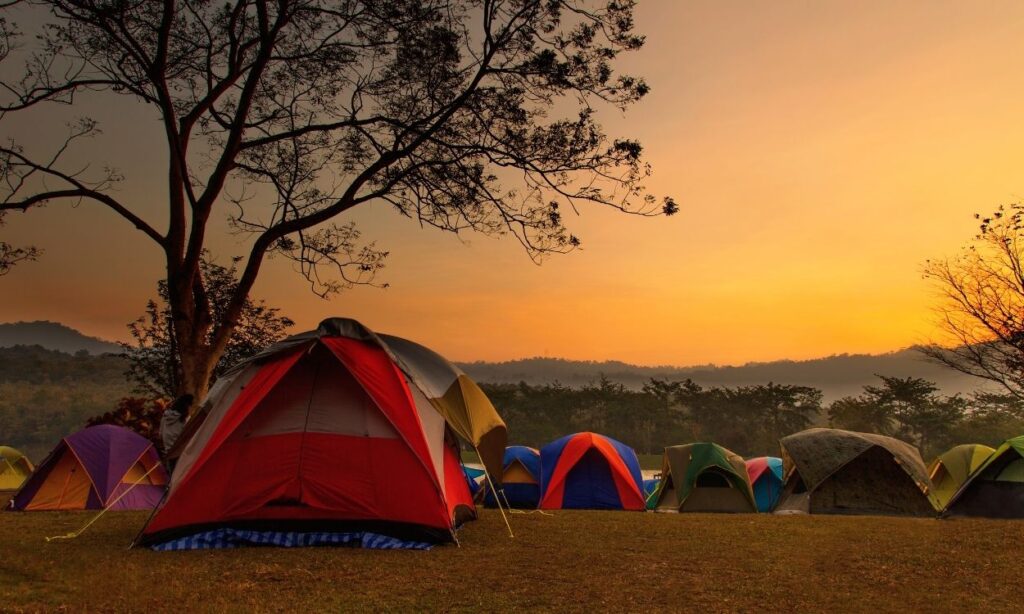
[475,445,513,538]
[500,488,513,510]
[1,455,18,478]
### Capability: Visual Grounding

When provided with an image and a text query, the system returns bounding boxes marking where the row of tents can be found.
[474,437,781,513]
[6,424,1020,523]
[2,317,1023,552]
[480,429,1024,518]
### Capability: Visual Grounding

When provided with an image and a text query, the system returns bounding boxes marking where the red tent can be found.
[139,318,505,549]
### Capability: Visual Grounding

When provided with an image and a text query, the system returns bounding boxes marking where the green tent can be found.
[928,444,994,511]
[0,446,34,491]
[652,443,757,513]
[775,428,934,516]
[643,478,661,510]
[945,435,1024,518]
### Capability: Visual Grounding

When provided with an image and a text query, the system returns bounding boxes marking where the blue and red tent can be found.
[538,432,644,510]
[485,446,541,509]
[745,456,784,512]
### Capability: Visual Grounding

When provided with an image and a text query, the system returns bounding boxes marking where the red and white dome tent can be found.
[137,318,507,550]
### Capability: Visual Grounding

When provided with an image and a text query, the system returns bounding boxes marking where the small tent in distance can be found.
[928,444,994,511]
[0,447,34,492]
[775,428,934,516]
[652,442,756,513]
[945,435,1024,518]
[746,456,784,513]
[9,425,166,511]
[485,446,541,509]
[539,432,644,511]
[643,478,661,510]
[463,465,486,500]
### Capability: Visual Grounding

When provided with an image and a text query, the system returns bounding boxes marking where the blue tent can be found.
[463,466,484,497]
[539,433,645,510]
[746,456,784,512]
[485,446,541,509]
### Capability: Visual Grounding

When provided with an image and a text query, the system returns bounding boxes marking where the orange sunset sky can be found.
[2,0,1024,366]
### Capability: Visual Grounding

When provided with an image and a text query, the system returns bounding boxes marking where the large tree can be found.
[922,205,1024,398]
[0,1,675,406]
[124,255,294,398]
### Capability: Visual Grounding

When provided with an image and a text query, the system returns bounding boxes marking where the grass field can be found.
[1,499,1019,613]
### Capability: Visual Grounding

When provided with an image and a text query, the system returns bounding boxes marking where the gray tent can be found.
[775,428,934,516]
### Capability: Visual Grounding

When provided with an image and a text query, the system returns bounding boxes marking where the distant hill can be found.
[457,348,988,402]
[0,320,990,401]
[0,345,130,462]
[0,321,121,355]
[0,323,996,461]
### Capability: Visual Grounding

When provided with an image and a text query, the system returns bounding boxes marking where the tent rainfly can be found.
[539,432,645,511]
[775,428,934,516]
[944,436,1024,518]
[138,317,506,550]
[746,456,784,513]
[0,446,34,492]
[928,444,994,511]
[652,442,757,513]
[485,446,541,509]
[9,425,166,511]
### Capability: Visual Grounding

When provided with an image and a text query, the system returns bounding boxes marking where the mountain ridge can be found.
[0,320,986,401]
[0,321,121,355]
[455,349,986,402]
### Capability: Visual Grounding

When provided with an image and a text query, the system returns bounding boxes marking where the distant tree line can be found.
[4,344,1023,464]
[0,346,130,461]
[483,375,1024,460]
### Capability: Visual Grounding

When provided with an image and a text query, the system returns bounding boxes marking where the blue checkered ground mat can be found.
[150,528,434,551]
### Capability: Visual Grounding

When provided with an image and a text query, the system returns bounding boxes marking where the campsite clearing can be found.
[0,503,1018,612]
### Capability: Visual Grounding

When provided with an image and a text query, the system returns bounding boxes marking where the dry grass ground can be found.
[0,499,1019,613]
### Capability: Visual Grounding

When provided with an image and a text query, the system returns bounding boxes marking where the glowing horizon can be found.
[3,0,1024,366]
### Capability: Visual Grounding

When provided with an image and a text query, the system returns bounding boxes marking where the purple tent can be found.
[9,425,167,511]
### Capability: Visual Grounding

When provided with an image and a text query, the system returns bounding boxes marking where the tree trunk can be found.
[177,341,217,415]
[167,263,221,415]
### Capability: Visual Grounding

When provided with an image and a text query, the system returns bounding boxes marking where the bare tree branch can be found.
[922,205,1024,399]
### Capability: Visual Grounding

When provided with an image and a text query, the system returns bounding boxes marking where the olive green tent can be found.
[928,444,994,511]
[652,443,757,513]
[775,428,934,516]
[0,446,33,491]
[945,435,1024,518]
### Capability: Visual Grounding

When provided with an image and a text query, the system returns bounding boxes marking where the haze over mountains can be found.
[0,321,121,355]
[0,320,986,401]
[459,352,986,402]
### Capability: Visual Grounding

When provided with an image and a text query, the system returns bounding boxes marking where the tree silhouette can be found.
[0,213,40,275]
[123,255,294,398]
[0,1,675,406]
[86,397,168,452]
[828,395,894,435]
[923,205,1024,398]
